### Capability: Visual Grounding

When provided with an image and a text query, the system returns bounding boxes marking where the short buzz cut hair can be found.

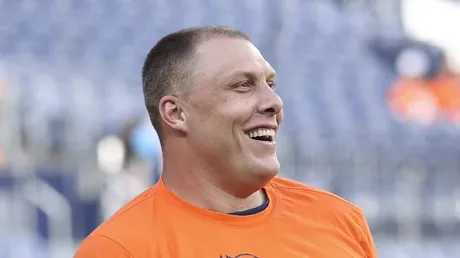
[141,26,250,143]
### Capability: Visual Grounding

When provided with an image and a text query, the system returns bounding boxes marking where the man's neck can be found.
[161,169,267,214]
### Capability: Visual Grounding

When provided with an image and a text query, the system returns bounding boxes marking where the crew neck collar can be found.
[154,177,280,227]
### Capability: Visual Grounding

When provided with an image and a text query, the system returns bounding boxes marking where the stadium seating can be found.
[1,0,459,257]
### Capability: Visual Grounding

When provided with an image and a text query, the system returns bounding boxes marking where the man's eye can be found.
[240,82,251,88]
[267,81,276,89]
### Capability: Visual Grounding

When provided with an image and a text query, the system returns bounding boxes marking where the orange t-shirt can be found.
[74,176,378,258]
[388,79,439,124]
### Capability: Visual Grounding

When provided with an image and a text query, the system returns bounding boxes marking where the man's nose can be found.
[258,85,283,115]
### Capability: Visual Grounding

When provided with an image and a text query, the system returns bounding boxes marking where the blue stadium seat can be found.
[1,0,460,256]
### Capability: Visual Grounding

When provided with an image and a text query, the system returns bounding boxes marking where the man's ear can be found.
[159,95,188,134]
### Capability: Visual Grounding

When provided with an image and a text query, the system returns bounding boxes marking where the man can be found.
[74,26,378,257]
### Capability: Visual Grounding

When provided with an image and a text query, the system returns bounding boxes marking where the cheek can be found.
[190,95,256,132]
[221,108,253,131]
[224,99,255,119]
[190,108,227,136]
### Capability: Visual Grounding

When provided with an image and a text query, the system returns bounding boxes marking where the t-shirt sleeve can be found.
[74,234,133,258]
[358,211,378,258]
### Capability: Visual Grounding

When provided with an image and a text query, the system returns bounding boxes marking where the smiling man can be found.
[74,26,378,258]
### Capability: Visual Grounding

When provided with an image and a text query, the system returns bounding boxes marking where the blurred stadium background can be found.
[1,0,460,257]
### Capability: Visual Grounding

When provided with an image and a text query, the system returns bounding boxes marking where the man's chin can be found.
[253,160,280,180]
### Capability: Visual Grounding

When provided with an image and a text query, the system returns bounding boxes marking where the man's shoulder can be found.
[76,186,161,256]
[86,186,159,246]
[269,177,377,257]
[269,176,363,216]
[269,176,351,203]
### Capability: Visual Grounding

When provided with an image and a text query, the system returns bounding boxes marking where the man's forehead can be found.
[193,37,275,79]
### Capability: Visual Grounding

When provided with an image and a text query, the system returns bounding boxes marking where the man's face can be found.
[183,37,283,193]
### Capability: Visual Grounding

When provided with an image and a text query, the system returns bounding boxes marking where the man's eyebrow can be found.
[222,70,276,82]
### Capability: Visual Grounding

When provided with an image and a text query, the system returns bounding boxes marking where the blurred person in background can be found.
[386,42,460,126]
[99,117,161,220]
[75,26,377,258]
[387,46,440,125]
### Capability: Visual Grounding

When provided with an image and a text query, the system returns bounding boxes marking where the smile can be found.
[244,128,275,142]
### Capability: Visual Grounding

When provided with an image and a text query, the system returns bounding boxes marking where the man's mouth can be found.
[244,128,275,142]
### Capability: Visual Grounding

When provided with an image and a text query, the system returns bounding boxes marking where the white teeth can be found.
[245,128,275,139]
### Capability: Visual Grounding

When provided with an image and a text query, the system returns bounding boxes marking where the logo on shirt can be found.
[220,254,258,258]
